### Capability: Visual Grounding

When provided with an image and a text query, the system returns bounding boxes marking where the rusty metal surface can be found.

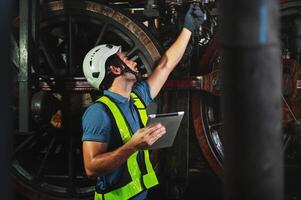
[190,36,223,175]
[282,59,301,127]
[191,91,223,176]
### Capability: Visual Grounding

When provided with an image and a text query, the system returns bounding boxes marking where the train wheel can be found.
[12,1,162,199]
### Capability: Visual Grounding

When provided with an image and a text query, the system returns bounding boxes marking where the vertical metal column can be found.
[220,0,283,200]
[19,0,31,132]
[0,0,13,199]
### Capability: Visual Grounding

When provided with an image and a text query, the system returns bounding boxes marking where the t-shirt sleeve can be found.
[82,103,112,143]
[132,81,153,106]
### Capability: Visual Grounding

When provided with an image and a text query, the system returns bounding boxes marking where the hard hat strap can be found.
[113,54,142,82]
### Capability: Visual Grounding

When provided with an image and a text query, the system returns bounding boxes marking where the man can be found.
[82,4,204,200]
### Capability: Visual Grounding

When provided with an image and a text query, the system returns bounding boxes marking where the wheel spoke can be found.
[36,136,56,179]
[40,37,58,75]
[14,135,36,156]
[129,55,139,62]
[209,122,223,129]
[95,23,108,46]
[13,130,35,136]
[127,47,137,58]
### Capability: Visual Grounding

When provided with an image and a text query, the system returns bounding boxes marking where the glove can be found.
[183,4,205,33]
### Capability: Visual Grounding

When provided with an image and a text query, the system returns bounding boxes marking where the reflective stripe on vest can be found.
[94,93,158,200]
[130,92,158,189]
[130,92,148,126]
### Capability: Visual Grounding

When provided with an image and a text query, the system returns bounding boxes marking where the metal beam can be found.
[19,0,31,132]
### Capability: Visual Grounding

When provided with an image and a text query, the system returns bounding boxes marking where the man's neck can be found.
[108,79,135,100]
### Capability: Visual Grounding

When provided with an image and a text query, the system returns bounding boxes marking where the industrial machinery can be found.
[11,0,301,199]
[192,1,301,198]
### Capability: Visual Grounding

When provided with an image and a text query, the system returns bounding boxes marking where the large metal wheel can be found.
[12,1,162,199]
[192,1,301,196]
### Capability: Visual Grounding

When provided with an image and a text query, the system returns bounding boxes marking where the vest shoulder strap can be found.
[97,95,132,143]
[130,92,148,127]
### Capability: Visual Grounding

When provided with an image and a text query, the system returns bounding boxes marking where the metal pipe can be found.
[220,0,283,200]
[0,0,13,199]
[19,0,31,132]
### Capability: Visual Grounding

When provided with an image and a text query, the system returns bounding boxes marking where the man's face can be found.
[116,52,138,73]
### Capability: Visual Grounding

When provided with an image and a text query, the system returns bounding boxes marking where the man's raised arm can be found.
[147,4,204,99]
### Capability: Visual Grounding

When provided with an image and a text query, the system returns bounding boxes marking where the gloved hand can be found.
[183,4,205,33]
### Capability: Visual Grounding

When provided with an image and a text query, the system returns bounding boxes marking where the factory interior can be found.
[0,0,301,200]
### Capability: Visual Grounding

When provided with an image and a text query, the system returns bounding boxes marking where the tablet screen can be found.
[147,111,184,149]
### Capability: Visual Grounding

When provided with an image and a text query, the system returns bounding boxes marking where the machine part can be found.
[143,0,159,18]
[191,1,301,197]
[165,0,183,6]
[12,1,162,199]
[31,91,61,125]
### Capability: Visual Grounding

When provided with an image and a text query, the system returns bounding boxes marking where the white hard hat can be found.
[83,44,121,89]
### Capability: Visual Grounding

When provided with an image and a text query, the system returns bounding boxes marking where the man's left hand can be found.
[183,4,205,33]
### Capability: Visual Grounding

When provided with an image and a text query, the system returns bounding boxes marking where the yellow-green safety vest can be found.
[94,92,158,200]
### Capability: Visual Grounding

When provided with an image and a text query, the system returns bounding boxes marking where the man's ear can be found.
[110,65,122,75]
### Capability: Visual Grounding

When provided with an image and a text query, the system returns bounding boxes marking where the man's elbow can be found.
[85,168,96,179]
[84,162,108,179]
[85,167,97,179]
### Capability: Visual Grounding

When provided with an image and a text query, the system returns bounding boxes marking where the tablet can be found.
[147,111,184,149]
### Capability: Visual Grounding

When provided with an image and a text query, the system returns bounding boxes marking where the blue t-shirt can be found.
[82,81,152,200]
